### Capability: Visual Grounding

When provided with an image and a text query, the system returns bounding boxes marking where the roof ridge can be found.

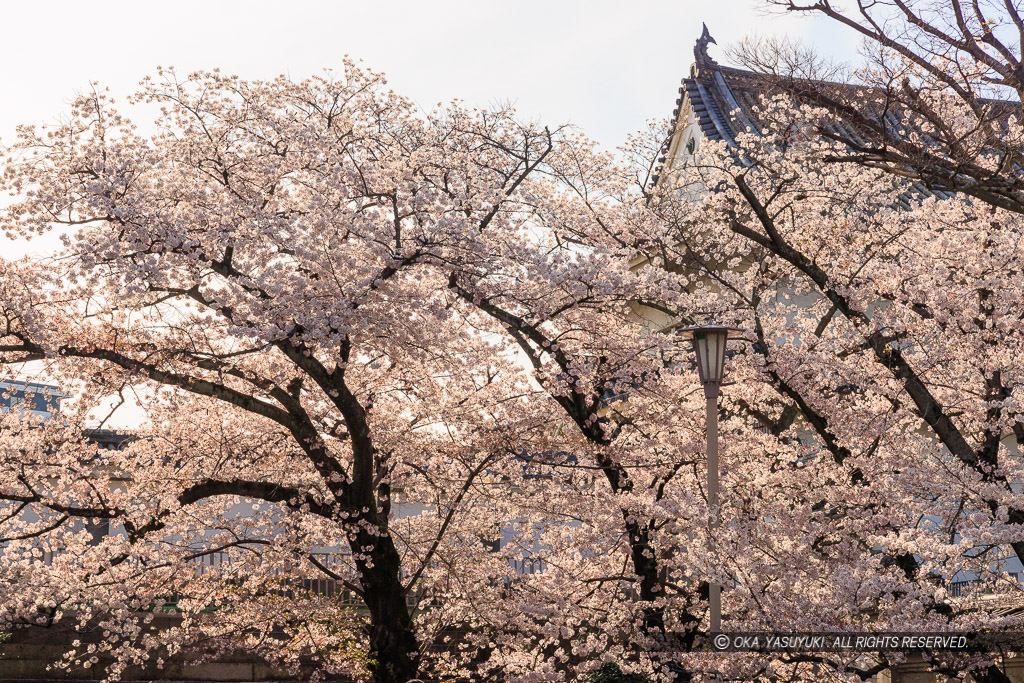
[694,23,719,76]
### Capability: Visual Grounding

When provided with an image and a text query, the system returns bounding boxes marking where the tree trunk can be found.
[973,665,1013,683]
[353,527,420,683]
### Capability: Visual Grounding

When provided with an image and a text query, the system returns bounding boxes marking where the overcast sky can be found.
[0,1,860,263]
[0,1,859,154]
[0,1,862,415]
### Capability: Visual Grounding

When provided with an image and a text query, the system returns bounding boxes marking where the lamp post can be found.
[678,324,742,633]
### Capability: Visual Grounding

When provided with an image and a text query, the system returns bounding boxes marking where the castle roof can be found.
[651,24,763,187]
[652,24,960,205]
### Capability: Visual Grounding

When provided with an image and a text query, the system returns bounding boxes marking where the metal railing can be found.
[508,557,543,575]
[949,574,1021,598]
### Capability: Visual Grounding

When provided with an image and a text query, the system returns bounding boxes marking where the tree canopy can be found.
[2,8,1024,680]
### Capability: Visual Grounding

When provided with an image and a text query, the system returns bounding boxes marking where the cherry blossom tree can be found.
[0,64,707,682]
[3,41,1023,683]
[722,5,1024,675]
[639,84,1024,680]
[419,90,1024,681]
[745,1,1024,213]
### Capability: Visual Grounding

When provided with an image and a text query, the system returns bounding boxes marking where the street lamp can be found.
[677,324,743,633]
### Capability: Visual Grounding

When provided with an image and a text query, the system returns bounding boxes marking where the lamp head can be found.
[677,324,744,398]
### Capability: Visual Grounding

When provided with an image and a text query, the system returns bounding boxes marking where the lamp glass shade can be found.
[694,328,727,385]
[678,324,743,391]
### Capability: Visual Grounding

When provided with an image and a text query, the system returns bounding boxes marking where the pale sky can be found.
[0,0,859,417]
[0,1,857,156]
